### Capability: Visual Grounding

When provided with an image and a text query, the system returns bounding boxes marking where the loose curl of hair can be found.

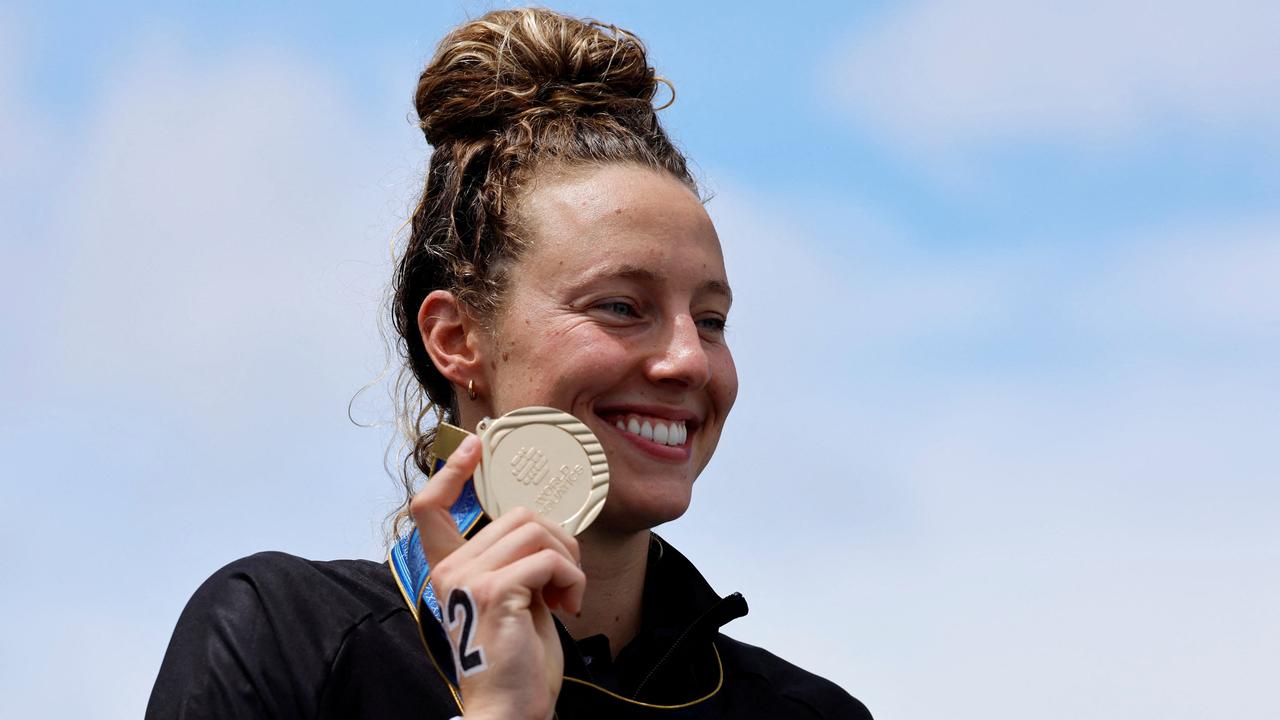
[386,8,697,540]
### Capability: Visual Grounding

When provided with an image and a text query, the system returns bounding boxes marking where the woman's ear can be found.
[418,290,485,388]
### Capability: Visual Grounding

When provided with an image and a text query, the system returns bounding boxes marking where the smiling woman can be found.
[457,165,738,535]
[146,7,870,719]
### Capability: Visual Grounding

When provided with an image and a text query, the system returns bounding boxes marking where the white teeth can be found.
[615,415,688,447]
[653,423,669,444]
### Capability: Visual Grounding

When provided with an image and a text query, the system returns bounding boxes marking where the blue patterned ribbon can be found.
[389,463,484,622]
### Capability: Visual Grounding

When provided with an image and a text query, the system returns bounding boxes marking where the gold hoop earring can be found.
[467,379,478,401]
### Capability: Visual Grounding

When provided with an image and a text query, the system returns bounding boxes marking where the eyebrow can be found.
[581,263,733,303]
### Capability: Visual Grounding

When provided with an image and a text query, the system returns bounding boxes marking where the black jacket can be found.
[147,538,871,718]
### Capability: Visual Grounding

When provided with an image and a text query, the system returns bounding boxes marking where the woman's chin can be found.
[591,483,692,534]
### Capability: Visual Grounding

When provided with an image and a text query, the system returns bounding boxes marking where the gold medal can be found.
[471,407,609,536]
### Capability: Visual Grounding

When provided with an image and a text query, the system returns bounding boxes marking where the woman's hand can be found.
[411,435,586,720]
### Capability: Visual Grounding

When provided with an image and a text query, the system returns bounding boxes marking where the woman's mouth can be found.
[610,414,687,447]
[595,410,697,461]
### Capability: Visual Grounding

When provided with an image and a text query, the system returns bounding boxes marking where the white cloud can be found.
[1073,219,1280,339]
[50,36,413,420]
[0,10,65,426]
[832,0,1280,152]
[0,8,25,166]
[681,183,1279,718]
[4,34,422,719]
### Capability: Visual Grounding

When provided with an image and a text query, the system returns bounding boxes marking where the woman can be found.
[148,8,871,719]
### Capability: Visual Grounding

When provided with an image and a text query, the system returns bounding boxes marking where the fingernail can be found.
[459,435,480,453]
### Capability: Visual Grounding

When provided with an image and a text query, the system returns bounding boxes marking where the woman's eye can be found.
[598,301,638,317]
[696,316,727,334]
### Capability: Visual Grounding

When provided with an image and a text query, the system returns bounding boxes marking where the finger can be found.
[541,580,583,616]
[459,514,581,577]
[443,506,581,571]
[410,434,482,570]
[484,548,587,615]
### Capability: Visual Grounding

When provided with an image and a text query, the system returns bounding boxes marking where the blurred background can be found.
[2,1,1276,718]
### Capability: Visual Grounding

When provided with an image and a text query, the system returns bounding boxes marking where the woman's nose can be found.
[647,314,711,389]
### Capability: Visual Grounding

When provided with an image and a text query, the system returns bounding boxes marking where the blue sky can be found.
[2,2,1277,718]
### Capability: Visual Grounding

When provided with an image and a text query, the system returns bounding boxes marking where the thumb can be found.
[409,433,481,570]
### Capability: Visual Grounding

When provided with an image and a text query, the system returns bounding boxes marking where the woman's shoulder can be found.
[185,551,406,627]
[146,551,421,718]
[715,633,874,719]
[203,550,399,603]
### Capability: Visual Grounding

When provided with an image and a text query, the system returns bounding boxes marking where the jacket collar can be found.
[559,534,749,703]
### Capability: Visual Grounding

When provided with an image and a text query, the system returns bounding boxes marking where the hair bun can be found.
[416,8,661,145]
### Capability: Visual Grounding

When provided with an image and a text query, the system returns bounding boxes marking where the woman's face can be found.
[479,164,737,533]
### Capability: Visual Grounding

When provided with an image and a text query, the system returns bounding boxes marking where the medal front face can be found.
[473,407,609,536]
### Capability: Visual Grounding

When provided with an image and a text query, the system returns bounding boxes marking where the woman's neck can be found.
[554,528,650,656]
